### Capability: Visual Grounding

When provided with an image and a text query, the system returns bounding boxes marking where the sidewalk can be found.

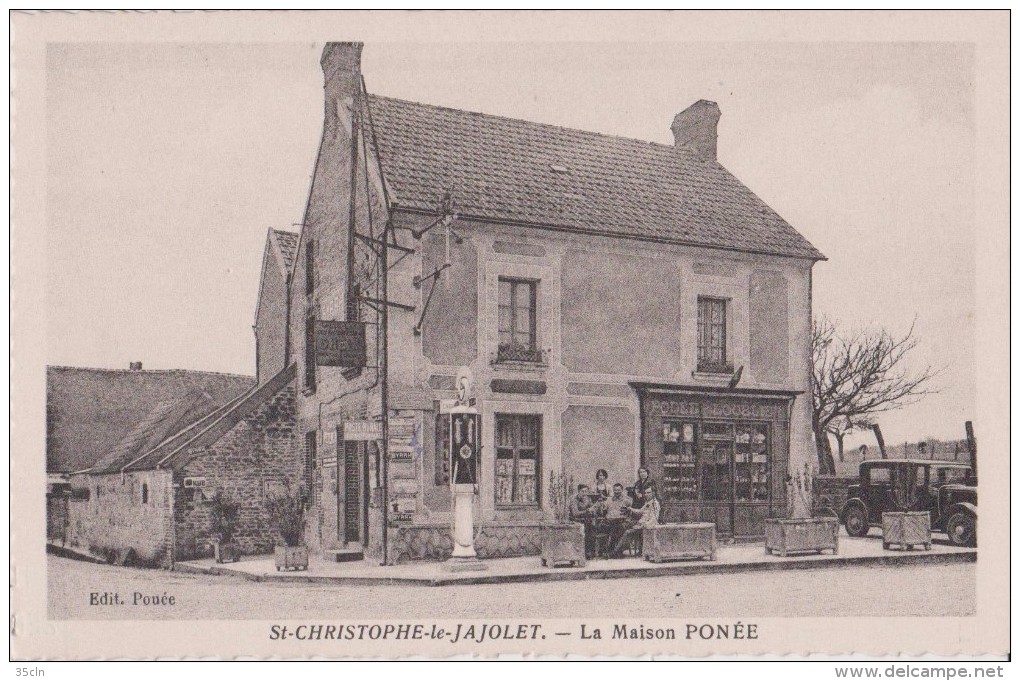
[175,535,975,587]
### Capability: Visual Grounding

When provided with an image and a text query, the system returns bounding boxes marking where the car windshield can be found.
[935,467,970,484]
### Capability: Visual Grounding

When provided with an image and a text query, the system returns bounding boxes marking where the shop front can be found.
[632,383,800,539]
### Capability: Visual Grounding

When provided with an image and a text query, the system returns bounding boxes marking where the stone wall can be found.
[68,470,175,567]
[388,523,542,564]
[173,385,299,560]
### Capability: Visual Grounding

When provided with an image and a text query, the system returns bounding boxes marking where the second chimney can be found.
[671,100,722,161]
[129,361,143,371]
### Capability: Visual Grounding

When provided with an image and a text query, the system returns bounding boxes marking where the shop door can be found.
[699,428,734,535]
[343,441,361,544]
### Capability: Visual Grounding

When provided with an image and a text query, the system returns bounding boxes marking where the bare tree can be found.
[811,316,940,474]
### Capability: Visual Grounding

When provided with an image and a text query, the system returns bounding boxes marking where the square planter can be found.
[765,517,839,557]
[882,512,932,551]
[642,523,716,562]
[274,545,309,571]
[213,540,241,564]
[540,523,586,568]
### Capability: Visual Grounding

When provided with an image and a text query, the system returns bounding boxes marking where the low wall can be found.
[388,523,542,564]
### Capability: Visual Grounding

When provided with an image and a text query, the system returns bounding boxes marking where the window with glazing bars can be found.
[697,296,728,371]
[498,278,539,362]
[494,414,541,506]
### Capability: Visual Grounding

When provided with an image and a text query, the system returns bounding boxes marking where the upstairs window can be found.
[305,240,315,297]
[498,278,541,363]
[697,296,730,373]
[304,314,316,391]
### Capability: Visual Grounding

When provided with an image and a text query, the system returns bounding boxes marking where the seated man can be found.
[569,484,596,558]
[611,485,661,558]
[602,483,633,547]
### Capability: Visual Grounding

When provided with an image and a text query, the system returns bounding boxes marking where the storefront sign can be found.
[344,420,382,441]
[315,320,366,368]
[390,512,414,524]
[389,449,413,461]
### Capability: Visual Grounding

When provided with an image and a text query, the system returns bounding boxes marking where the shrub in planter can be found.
[265,488,309,571]
[540,471,586,567]
[208,491,241,563]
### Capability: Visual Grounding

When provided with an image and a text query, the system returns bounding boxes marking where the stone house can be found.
[60,365,299,567]
[284,43,824,565]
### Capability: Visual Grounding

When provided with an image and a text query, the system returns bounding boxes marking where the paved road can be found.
[47,556,974,620]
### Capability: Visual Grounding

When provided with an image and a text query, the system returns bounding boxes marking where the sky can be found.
[44,40,975,447]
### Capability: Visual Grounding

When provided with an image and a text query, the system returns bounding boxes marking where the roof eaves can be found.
[392,205,826,262]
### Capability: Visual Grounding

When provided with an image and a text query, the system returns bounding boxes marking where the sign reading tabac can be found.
[315,320,366,368]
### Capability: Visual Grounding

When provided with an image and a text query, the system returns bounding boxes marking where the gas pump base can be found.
[443,556,489,572]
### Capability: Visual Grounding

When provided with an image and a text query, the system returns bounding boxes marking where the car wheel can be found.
[946,512,976,547]
[843,505,869,537]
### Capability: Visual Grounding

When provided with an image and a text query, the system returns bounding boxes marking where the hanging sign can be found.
[315,320,366,368]
[344,420,382,441]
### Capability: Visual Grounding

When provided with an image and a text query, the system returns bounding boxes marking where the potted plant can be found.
[208,490,241,563]
[539,471,586,568]
[765,463,839,557]
[265,488,308,571]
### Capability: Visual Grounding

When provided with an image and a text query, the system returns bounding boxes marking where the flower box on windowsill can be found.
[496,344,546,364]
[696,361,735,375]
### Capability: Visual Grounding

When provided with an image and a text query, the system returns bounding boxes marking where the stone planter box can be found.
[765,517,839,557]
[213,540,241,564]
[274,545,309,571]
[540,522,586,568]
[882,512,932,551]
[642,523,717,563]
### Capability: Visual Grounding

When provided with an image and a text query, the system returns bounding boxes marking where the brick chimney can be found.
[129,361,143,371]
[671,100,722,161]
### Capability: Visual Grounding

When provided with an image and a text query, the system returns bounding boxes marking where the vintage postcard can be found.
[10,10,1010,661]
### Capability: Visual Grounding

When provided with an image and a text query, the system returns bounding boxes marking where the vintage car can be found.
[841,459,977,546]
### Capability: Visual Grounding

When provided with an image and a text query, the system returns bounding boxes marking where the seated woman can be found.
[629,467,656,510]
[568,484,598,559]
[612,486,661,558]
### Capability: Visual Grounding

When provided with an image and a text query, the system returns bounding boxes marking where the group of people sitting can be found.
[568,467,660,559]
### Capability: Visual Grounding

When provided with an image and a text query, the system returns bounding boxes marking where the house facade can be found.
[284,43,824,565]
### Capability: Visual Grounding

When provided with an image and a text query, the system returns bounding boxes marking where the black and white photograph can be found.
[10,10,1010,664]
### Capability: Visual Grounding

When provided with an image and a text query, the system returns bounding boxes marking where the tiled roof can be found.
[272,229,298,270]
[89,390,221,474]
[126,363,295,472]
[367,95,823,260]
[46,366,254,473]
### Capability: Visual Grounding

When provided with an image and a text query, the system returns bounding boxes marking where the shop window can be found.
[661,421,699,501]
[497,278,541,363]
[734,423,770,501]
[697,297,731,373]
[494,414,541,506]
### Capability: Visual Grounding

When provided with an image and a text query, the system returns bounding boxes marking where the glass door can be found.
[700,422,734,535]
